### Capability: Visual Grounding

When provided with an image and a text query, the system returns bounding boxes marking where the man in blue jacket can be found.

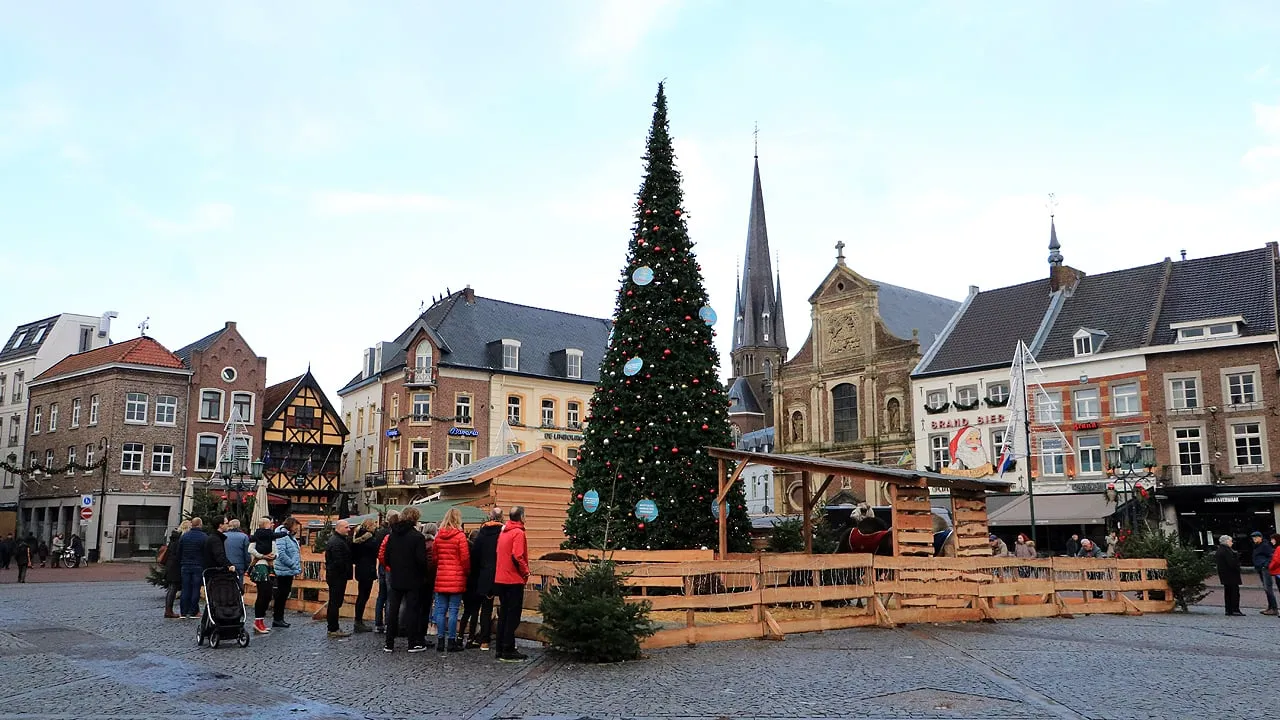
[223,519,251,591]
[1251,531,1277,615]
[178,518,209,618]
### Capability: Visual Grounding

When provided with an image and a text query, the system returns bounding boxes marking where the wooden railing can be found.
[518,554,1173,649]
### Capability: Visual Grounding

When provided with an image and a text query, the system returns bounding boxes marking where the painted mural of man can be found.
[948,426,988,471]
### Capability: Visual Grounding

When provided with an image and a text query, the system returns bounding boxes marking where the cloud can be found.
[141,203,236,234]
[576,0,680,60]
[311,191,452,216]
[1243,100,1280,169]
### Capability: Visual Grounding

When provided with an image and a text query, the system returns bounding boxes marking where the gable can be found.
[262,373,348,447]
[807,265,877,305]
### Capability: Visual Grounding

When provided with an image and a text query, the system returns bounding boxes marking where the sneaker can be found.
[407,645,427,654]
[354,622,373,634]
[447,639,464,652]
[507,649,529,661]
[165,611,180,619]
[498,652,526,663]
[479,643,489,651]
[383,646,394,653]
[375,625,386,634]
[465,639,482,650]
[253,619,270,634]
[272,620,291,629]
[328,630,352,638]
[1261,609,1278,616]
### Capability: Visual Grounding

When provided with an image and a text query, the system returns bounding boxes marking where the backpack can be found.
[250,562,271,583]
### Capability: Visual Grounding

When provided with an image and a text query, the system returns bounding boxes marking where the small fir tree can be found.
[563,83,751,552]
[539,561,656,662]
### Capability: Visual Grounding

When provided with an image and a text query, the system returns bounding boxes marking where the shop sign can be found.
[448,427,479,437]
[929,414,1006,431]
[1204,496,1239,503]
[1074,422,1100,431]
[544,432,584,441]
[386,429,401,438]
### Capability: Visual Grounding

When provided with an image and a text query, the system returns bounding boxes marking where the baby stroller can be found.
[196,568,250,649]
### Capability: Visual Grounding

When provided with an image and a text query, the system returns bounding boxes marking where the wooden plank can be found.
[1053,558,1119,571]
[896,530,935,546]
[1132,599,1176,613]
[952,509,988,523]
[979,581,1057,597]
[877,580,984,596]
[759,553,874,572]
[776,613,878,634]
[570,549,715,563]
[623,560,759,577]
[899,597,940,607]
[950,498,987,512]
[762,609,785,641]
[1054,580,1120,592]
[630,590,761,611]
[642,622,762,650]
[890,607,984,624]
[760,584,874,604]
[937,597,973,609]
[988,603,1061,620]
[893,513,936,531]
[1059,599,1127,615]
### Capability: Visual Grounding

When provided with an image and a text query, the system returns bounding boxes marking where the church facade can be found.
[772,244,959,512]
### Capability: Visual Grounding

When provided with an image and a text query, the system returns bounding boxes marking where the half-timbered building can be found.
[261,370,349,516]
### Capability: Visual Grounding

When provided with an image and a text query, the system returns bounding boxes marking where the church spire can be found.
[733,154,782,350]
[1047,193,1063,267]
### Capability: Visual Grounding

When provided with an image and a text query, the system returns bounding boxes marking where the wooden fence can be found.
[517,554,1173,649]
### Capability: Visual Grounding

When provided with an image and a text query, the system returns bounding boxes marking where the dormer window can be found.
[1173,316,1242,343]
[565,348,583,379]
[501,340,520,371]
[1073,328,1107,357]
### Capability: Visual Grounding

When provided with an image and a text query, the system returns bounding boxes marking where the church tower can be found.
[727,150,788,436]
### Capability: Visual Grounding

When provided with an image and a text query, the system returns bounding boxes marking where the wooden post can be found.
[801,471,813,554]
[684,575,696,646]
[717,458,728,558]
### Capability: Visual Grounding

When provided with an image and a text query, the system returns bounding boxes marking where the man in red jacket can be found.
[494,506,530,662]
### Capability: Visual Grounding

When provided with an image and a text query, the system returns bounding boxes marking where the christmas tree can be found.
[564,83,751,553]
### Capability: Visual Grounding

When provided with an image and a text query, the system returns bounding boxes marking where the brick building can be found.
[773,243,959,512]
[173,322,267,482]
[22,337,190,561]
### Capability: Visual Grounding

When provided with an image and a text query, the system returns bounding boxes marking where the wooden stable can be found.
[706,448,1012,557]
[430,449,576,561]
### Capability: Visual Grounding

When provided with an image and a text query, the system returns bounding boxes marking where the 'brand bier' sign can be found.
[929,414,1006,430]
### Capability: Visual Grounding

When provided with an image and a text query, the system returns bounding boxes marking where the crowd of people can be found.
[1214,532,1280,617]
[158,505,532,662]
[0,531,84,582]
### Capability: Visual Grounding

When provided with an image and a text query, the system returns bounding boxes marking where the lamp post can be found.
[218,456,264,522]
[91,438,108,563]
[1104,443,1157,529]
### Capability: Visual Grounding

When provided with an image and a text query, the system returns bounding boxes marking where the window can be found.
[7,416,17,445]
[66,446,76,475]
[1170,378,1198,410]
[1039,438,1065,476]
[1227,372,1257,406]
[126,393,148,423]
[412,393,431,422]
[154,395,178,425]
[48,403,58,432]
[507,441,522,454]
[1077,436,1103,475]
[121,442,143,473]
[368,405,378,434]
[11,371,23,403]
[10,330,26,349]
[990,429,1007,465]
[1073,388,1100,421]
[1115,431,1143,472]
[1231,423,1264,469]
[80,326,93,353]
[987,382,1009,404]
[89,394,99,425]
[0,374,5,401]
[151,444,174,474]
[447,438,473,468]
[955,386,978,407]
[929,434,951,469]
[32,406,41,434]
[455,395,472,424]
[84,443,95,473]
[541,399,555,427]
[221,367,237,382]
[1035,392,1062,423]
[31,325,47,344]
[29,451,37,468]
[196,435,220,471]
[390,396,399,424]
[410,441,429,471]
[832,383,858,443]
[231,393,253,424]
[1111,383,1140,417]
[199,390,222,421]
[71,398,81,428]
[502,340,520,371]
[45,449,54,469]
[357,408,364,435]
[567,401,581,428]
[566,349,583,379]
[1174,427,1204,477]
[415,342,433,372]
[1074,335,1093,356]
[507,396,522,425]
[287,405,314,429]
[567,447,580,467]
[1176,320,1239,342]
[926,389,947,408]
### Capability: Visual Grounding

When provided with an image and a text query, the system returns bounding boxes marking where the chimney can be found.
[1179,250,1186,261]
[463,285,475,304]
[225,321,236,331]
[98,311,118,338]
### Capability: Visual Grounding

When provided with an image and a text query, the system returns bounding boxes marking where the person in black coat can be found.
[461,508,504,648]
[163,529,183,618]
[382,507,428,652]
[1215,534,1244,616]
[324,520,354,637]
[202,518,234,572]
[350,519,379,633]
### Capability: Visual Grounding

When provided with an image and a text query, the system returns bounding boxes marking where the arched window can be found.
[832,383,859,443]
[763,359,772,379]
[415,342,432,371]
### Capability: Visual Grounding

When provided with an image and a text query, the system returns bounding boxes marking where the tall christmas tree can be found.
[565,83,751,553]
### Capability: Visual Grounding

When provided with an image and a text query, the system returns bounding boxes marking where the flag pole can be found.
[1021,342,1038,547]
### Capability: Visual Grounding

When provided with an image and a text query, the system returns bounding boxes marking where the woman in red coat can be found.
[1270,534,1280,599]
[431,508,471,652]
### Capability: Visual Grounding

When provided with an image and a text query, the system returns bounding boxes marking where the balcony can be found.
[1162,463,1213,486]
[365,469,431,488]
[406,366,436,387]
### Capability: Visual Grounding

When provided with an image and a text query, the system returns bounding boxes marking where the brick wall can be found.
[1147,343,1280,487]
[382,369,490,476]
[184,323,267,474]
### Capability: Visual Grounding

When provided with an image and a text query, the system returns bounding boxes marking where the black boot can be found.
[448,638,464,652]
[436,637,446,652]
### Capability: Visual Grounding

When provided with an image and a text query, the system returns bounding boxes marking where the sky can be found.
[2,1,1278,401]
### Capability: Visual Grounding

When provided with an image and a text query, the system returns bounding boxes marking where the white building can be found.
[0,312,115,526]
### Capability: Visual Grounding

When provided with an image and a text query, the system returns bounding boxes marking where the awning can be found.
[344,499,489,526]
[987,492,1115,527]
[212,489,290,505]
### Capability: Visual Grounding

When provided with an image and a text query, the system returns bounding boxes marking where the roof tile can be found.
[35,337,186,382]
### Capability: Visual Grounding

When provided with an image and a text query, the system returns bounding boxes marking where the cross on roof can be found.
[835,240,846,262]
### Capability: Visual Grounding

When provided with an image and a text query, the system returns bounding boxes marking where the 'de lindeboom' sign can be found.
[448,427,479,437]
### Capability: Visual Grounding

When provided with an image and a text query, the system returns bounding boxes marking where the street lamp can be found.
[1104,443,1157,529]
[218,456,264,520]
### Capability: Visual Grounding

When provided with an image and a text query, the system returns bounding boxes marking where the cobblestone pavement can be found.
[1,580,1277,719]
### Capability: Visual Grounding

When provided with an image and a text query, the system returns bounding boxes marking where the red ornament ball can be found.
[653,226,660,231]
[663,348,672,356]
[577,494,584,499]
[638,523,645,529]
[626,290,633,296]
[701,424,709,430]
[671,447,679,454]
[674,209,681,216]
[684,316,691,321]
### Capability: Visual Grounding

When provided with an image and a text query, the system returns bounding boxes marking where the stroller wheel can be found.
[237,631,250,648]
[209,633,221,649]
[196,624,203,646]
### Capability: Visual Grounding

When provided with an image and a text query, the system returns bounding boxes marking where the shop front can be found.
[1163,487,1280,553]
